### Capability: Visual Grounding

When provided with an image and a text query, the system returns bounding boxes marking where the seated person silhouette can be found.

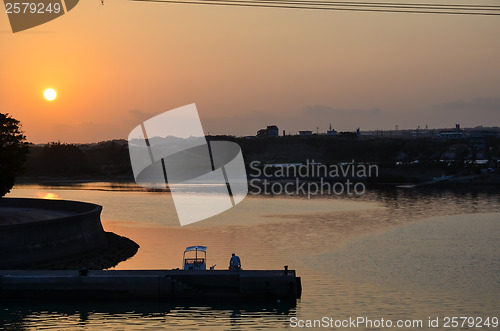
[229,253,241,271]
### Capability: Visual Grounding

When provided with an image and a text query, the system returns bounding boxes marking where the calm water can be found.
[2,184,500,330]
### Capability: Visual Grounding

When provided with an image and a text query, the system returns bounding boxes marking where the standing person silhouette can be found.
[229,253,241,271]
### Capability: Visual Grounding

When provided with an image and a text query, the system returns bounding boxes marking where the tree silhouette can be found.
[0,113,28,198]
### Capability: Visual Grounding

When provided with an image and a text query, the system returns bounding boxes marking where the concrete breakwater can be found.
[0,269,302,303]
[0,198,107,269]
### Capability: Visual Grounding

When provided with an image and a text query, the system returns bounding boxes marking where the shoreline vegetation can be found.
[18,134,500,186]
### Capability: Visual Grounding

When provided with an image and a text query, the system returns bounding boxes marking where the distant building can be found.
[257,125,279,137]
[439,132,463,139]
[439,124,463,139]
[469,137,487,150]
[299,131,313,136]
[441,144,468,160]
[468,128,500,138]
[326,130,337,136]
[327,123,337,136]
[257,129,267,137]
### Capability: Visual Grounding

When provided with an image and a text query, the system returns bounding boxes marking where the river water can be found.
[2,184,499,330]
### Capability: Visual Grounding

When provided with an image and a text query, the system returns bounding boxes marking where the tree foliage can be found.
[0,113,28,198]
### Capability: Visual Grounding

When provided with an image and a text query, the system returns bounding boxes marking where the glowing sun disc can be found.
[44,88,57,101]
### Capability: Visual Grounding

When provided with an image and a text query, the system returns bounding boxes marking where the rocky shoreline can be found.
[30,232,140,270]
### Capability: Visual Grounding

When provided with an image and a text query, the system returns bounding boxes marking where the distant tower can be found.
[329,123,332,131]
[395,125,398,131]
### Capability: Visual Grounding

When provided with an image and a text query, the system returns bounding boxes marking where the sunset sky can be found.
[1,0,499,143]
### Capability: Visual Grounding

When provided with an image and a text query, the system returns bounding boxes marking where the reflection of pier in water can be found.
[0,300,296,329]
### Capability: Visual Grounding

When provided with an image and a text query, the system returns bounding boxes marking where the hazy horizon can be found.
[1,0,499,143]
[20,122,500,145]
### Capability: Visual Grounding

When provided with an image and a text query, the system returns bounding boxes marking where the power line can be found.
[224,0,500,10]
[228,0,500,8]
[131,0,500,15]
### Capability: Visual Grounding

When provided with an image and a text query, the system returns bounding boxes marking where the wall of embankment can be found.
[0,198,107,268]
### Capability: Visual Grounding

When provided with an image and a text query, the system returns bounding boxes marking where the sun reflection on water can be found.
[37,192,60,200]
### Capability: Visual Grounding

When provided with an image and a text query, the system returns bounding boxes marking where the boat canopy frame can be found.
[183,245,207,271]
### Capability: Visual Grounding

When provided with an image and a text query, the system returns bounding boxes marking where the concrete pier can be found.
[0,269,301,303]
[0,198,107,268]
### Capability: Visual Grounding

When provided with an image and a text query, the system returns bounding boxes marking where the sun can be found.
[44,88,57,101]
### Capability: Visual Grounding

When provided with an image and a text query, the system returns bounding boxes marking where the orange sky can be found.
[1,0,500,143]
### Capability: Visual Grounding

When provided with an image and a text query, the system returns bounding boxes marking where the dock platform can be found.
[0,269,301,303]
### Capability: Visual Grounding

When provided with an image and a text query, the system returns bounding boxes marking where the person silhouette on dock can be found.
[229,253,241,271]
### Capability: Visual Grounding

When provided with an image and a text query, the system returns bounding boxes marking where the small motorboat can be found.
[182,245,207,271]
